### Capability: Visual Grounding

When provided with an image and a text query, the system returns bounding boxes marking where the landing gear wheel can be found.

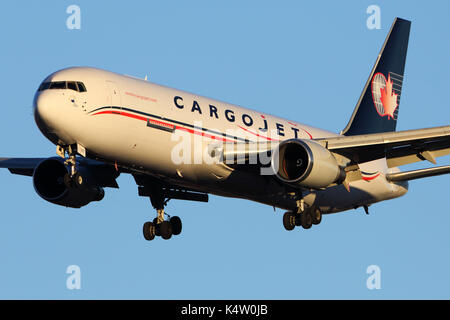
[301,212,313,229]
[159,221,173,240]
[73,172,84,187]
[312,208,322,225]
[295,214,302,227]
[143,222,156,241]
[153,218,161,236]
[283,212,296,231]
[170,216,182,236]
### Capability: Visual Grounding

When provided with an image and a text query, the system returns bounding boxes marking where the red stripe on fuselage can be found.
[91,110,236,143]
[301,128,313,139]
[237,125,280,141]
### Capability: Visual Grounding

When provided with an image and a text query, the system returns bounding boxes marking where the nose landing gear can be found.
[57,144,82,187]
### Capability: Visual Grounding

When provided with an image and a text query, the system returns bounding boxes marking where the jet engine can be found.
[33,158,105,208]
[272,139,346,189]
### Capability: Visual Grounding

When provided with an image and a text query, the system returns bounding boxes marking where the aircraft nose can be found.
[34,91,56,133]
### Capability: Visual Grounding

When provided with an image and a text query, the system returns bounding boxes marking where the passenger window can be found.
[77,82,87,92]
[67,81,77,91]
[49,81,66,89]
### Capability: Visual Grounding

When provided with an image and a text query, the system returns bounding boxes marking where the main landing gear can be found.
[142,210,183,241]
[134,174,208,242]
[142,190,183,241]
[283,206,322,231]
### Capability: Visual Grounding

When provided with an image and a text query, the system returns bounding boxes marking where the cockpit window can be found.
[38,81,87,92]
[77,82,86,92]
[38,82,50,91]
[49,81,66,89]
[67,81,77,91]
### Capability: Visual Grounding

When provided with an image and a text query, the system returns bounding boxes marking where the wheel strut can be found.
[156,208,165,224]
[59,144,78,177]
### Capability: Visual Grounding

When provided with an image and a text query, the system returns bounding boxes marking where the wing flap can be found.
[386,165,450,182]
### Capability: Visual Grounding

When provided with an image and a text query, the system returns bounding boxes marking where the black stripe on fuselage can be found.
[89,106,251,143]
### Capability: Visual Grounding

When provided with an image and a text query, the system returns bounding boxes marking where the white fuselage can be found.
[33,67,408,213]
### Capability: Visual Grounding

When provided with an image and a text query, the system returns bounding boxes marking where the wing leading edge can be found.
[0,157,120,188]
[0,158,45,176]
[317,125,450,167]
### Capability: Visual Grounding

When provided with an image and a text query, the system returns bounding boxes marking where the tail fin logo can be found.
[371,72,398,119]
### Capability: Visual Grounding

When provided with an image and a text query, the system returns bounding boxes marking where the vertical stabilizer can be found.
[341,18,411,136]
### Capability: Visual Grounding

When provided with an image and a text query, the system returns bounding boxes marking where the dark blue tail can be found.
[342,18,411,136]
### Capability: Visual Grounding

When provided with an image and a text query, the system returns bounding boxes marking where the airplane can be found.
[1,17,449,242]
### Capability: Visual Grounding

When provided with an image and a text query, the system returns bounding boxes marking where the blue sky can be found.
[0,0,449,299]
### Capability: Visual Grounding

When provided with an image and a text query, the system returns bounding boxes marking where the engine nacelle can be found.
[33,158,105,208]
[272,139,345,189]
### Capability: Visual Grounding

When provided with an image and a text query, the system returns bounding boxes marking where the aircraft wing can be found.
[317,125,450,168]
[0,158,45,176]
[212,125,450,183]
[213,125,450,168]
[386,165,450,182]
[0,157,120,188]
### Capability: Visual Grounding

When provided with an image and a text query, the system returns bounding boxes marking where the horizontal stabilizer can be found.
[386,165,450,182]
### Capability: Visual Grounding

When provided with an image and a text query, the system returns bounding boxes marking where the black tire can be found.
[159,221,173,240]
[170,216,182,236]
[301,212,313,229]
[295,214,302,226]
[153,218,161,236]
[312,208,322,225]
[283,212,295,231]
[143,222,156,241]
